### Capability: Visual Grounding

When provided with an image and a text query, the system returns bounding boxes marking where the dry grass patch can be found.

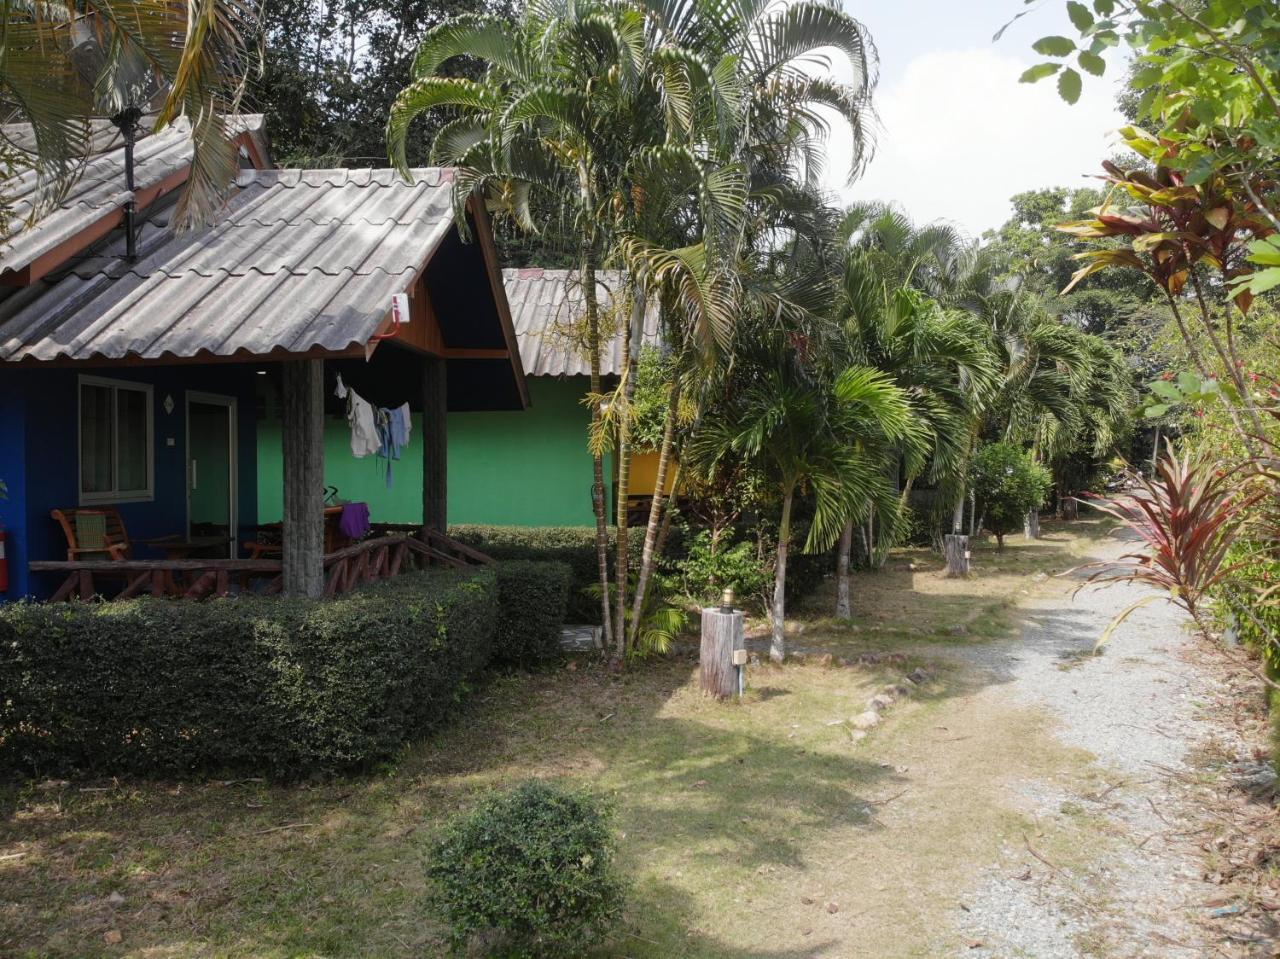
[783,517,1120,656]
[0,517,1121,958]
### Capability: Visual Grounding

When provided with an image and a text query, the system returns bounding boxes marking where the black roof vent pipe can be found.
[110,107,143,261]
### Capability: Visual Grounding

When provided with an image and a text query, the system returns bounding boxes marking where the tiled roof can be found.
[0,167,458,363]
[0,114,268,279]
[503,267,661,377]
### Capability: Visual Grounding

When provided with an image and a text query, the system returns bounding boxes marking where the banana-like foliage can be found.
[1,0,257,230]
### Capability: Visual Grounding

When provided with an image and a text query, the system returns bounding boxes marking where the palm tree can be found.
[971,288,1132,534]
[2,0,257,229]
[389,1,652,647]
[830,204,998,614]
[392,0,880,661]
[690,330,913,662]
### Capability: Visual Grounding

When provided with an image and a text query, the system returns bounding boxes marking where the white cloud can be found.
[823,47,1125,237]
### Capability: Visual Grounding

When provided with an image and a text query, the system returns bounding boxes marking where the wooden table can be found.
[138,535,233,594]
[139,534,232,559]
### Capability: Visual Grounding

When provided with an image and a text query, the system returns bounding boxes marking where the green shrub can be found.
[449,525,646,623]
[427,780,626,956]
[667,529,771,608]
[492,561,573,668]
[1212,544,1280,674]
[0,570,499,777]
[969,443,1053,549]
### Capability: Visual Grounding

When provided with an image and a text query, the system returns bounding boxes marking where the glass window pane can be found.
[80,384,114,494]
[116,388,149,493]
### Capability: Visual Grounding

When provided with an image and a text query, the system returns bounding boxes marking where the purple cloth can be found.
[338,502,370,540]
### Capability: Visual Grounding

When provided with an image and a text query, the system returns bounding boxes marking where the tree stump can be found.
[1024,509,1041,540]
[944,534,969,578]
[700,607,744,699]
[1060,496,1079,521]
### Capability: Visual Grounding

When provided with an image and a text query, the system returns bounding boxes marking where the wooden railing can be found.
[29,559,284,602]
[370,525,495,567]
[30,529,494,602]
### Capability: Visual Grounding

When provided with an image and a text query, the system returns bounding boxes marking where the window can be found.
[78,376,154,503]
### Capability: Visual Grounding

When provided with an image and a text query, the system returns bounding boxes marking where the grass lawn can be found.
[0,519,1118,958]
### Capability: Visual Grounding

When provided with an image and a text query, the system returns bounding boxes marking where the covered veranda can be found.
[0,168,528,601]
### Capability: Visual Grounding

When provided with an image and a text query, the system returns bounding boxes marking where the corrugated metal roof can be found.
[0,167,458,363]
[0,114,267,278]
[503,267,660,377]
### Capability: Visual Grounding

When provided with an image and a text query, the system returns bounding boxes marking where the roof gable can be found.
[0,168,466,364]
[503,267,661,377]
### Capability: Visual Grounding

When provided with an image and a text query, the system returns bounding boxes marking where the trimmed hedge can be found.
[451,523,832,618]
[491,561,574,669]
[450,525,639,623]
[0,562,570,778]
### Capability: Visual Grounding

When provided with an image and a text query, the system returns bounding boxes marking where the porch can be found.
[0,168,528,601]
[28,526,490,601]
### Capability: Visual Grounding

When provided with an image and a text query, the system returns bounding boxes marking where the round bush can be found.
[427,780,626,956]
[970,442,1053,549]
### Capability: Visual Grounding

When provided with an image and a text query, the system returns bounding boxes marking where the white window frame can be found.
[77,374,155,505]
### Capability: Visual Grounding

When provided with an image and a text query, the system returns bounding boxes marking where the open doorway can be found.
[186,393,237,559]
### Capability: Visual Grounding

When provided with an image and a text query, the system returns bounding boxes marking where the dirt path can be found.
[922,537,1257,957]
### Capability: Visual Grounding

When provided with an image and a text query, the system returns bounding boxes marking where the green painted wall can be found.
[256,376,607,527]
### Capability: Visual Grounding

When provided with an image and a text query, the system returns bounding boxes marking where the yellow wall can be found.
[629,451,676,496]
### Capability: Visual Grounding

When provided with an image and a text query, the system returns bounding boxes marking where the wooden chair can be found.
[50,507,132,562]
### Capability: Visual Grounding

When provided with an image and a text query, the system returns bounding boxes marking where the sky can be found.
[819,0,1128,238]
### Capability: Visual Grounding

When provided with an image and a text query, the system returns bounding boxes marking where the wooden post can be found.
[1024,508,1041,540]
[422,355,448,534]
[944,534,969,578]
[282,358,325,598]
[700,606,745,699]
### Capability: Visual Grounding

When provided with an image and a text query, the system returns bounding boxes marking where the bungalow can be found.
[255,267,662,528]
[0,115,527,601]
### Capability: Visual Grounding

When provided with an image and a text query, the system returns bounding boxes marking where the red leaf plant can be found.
[1075,444,1263,646]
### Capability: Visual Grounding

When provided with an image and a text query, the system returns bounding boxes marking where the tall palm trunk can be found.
[581,249,613,648]
[653,462,682,558]
[628,377,679,649]
[612,284,644,657]
[835,520,854,618]
[771,485,795,663]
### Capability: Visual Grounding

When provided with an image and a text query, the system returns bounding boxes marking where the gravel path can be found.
[943,536,1244,958]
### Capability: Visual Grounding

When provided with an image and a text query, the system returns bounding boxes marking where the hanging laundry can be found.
[338,501,371,540]
[334,374,412,487]
[380,404,411,459]
[390,403,412,449]
[347,392,380,458]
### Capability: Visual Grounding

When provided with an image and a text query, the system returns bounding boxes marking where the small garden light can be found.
[720,586,735,614]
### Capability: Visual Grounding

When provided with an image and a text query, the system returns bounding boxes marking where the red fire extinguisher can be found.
[0,527,9,593]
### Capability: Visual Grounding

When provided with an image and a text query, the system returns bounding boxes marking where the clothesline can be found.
[334,373,413,487]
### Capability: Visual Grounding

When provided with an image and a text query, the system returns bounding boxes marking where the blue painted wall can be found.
[1,365,259,600]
